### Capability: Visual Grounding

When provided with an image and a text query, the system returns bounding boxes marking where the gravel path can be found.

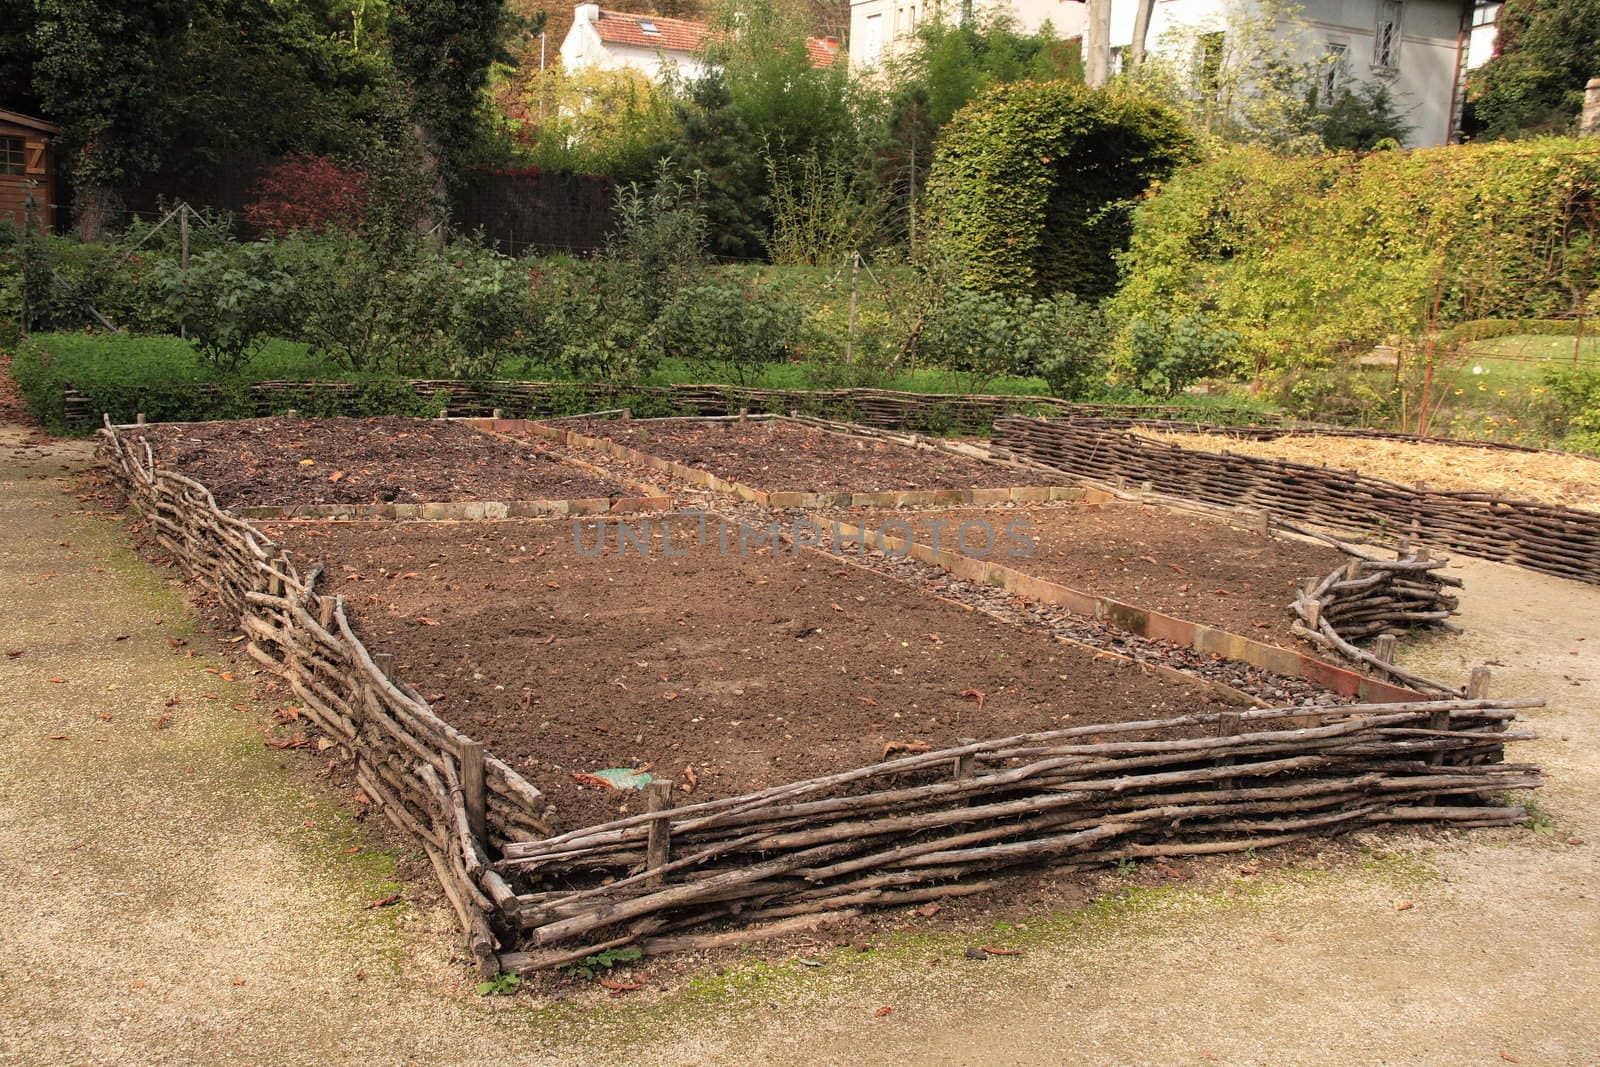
[1,422,1595,1065]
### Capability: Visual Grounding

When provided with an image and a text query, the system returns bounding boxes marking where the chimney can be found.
[1584,78,1600,137]
[576,3,600,24]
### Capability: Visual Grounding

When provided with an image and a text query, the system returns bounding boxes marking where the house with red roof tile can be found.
[559,4,842,82]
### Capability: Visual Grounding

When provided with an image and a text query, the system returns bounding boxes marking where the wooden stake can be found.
[1374,633,1397,664]
[646,780,674,886]
[1467,667,1492,700]
[460,741,488,845]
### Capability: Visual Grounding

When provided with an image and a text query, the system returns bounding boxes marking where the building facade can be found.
[847,0,1472,146]
[0,109,58,234]
[561,4,842,81]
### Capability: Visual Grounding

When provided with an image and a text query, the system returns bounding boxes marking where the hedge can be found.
[1108,139,1600,382]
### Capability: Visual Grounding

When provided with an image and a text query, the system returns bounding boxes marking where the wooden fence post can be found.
[646,780,675,886]
[1217,711,1243,790]
[1374,633,1397,665]
[460,740,488,845]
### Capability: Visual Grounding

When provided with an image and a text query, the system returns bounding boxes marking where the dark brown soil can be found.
[139,417,628,508]
[269,515,1235,832]
[560,418,1046,493]
[826,503,1344,639]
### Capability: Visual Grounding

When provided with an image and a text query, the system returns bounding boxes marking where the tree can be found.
[1319,82,1413,151]
[389,0,515,220]
[1469,0,1600,139]
[655,74,768,259]
[31,0,195,238]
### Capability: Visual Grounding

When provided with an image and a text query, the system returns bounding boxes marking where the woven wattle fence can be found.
[62,380,1275,434]
[992,418,1600,586]
[96,416,1544,975]
[96,420,547,976]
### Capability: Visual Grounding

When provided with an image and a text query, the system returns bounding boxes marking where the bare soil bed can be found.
[825,503,1344,639]
[558,418,1044,493]
[269,515,1235,831]
[139,416,629,508]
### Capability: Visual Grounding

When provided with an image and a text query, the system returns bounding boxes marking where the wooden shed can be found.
[0,109,60,234]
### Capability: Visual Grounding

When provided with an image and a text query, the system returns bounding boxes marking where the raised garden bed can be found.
[138,415,664,517]
[528,415,1083,506]
[823,503,1345,639]
[269,515,1240,833]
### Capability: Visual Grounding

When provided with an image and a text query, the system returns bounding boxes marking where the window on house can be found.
[1198,31,1225,99]
[863,12,884,62]
[1471,2,1500,29]
[0,137,24,176]
[639,19,659,34]
[1374,1,1402,70]
[1320,43,1348,104]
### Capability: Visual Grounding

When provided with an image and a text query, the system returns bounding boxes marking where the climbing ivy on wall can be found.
[924,81,1195,300]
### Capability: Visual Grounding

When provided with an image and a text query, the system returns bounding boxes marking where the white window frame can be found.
[1321,42,1348,104]
[1374,0,1403,72]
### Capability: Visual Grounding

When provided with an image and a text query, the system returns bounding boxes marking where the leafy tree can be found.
[492,66,678,181]
[1469,0,1600,139]
[31,0,195,238]
[1318,82,1413,151]
[889,14,1082,131]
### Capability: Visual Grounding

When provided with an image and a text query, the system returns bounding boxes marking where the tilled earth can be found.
[823,503,1344,639]
[554,418,1052,493]
[139,416,628,508]
[269,516,1238,832]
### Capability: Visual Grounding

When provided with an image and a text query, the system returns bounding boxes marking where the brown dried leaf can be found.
[681,765,699,794]
[328,470,345,482]
[365,893,401,909]
[873,1006,893,1018]
[960,688,986,710]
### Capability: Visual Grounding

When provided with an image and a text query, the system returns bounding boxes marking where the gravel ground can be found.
[1,422,1595,1066]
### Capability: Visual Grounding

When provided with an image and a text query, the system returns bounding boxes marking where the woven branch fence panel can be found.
[992,418,1600,586]
[494,697,1540,970]
[96,417,1544,973]
[62,381,1276,434]
[96,422,548,975]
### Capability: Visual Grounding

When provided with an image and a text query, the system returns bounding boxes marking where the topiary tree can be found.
[924,81,1193,299]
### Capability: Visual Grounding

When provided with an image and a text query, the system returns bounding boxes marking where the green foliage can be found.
[154,243,296,371]
[1028,292,1111,399]
[1108,140,1600,389]
[889,13,1083,131]
[562,947,642,980]
[475,972,522,996]
[925,81,1194,299]
[1544,366,1600,450]
[1469,0,1600,139]
[653,279,805,384]
[1116,309,1238,397]
[1319,83,1413,152]
[917,285,1111,396]
[494,67,678,181]
[766,149,888,266]
[656,74,770,260]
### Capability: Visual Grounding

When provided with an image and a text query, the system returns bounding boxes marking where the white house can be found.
[561,4,843,82]
[848,0,1474,146]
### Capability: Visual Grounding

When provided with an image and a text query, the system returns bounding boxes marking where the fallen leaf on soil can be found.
[873,1006,893,1018]
[365,893,402,909]
[856,695,879,707]
[571,772,620,790]
[538,635,556,646]
[152,713,173,730]
[220,671,235,682]
[5,650,22,658]
[960,688,986,710]
[1395,901,1414,912]
[47,676,66,684]
[599,978,642,995]
[915,902,942,918]
[99,713,112,722]
[681,765,698,794]
[980,946,1022,956]
[46,734,69,741]
[662,691,679,701]
[546,581,561,589]
[343,845,362,855]
[328,470,345,482]
[881,740,931,758]
[414,616,440,626]
[232,979,247,986]
[298,459,316,466]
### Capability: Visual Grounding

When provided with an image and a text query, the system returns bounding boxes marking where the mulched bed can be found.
[824,503,1345,639]
[558,418,1044,493]
[269,515,1236,832]
[138,417,629,508]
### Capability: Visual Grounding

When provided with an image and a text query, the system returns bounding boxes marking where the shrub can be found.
[245,154,370,236]
[1116,308,1238,397]
[153,243,295,372]
[1024,293,1110,398]
[925,81,1195,298]
[919,286,1034,392]
[1545,365,1600,449]
[653,279,805,384]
